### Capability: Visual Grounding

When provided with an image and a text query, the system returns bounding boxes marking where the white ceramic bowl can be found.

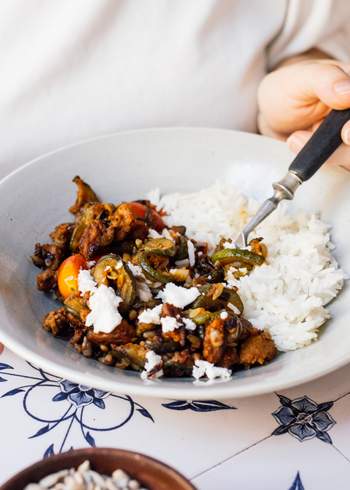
[0,128,349,399]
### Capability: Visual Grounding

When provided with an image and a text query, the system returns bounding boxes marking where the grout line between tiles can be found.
[332,444,350,464]
[190,434,272,481]
[333,391,350,403]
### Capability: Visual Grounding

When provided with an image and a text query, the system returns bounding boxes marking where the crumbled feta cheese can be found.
[161,316,181,333]
[127,262,144,278]
[157,283,200,308]
[192,360,232,380]
[141,350,163,379]
[198,251,203,256]
[175,259,190,267]
[78,269,97,294]
[208,275,212,280]
[187,240,196,267]
[220,311,228,320]
[85,284,123,333]
[183,318,197,331]
[138,304,162,324]
[148,228,162,238]
[86,260,96,268]
[104,265,112,272]
[228,302,241,315]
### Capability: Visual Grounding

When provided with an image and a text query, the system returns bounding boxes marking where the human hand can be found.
[258,59,350,170]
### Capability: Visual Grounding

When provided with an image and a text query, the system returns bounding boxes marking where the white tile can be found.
[194,433,350,490]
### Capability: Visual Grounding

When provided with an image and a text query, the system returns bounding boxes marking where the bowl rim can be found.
[0,127,349,400]
[1,446,195,489]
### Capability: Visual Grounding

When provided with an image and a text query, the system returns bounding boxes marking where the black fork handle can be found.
[288,108,350,181]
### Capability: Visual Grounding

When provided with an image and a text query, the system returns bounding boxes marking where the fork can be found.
[235,108,350,248]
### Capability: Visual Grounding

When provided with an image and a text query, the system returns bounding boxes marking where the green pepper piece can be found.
[144,238,176,257]
[211,248,264,267]
[224,288,244,314]
[140,253,172,284]
[186,308,213,325]
[93,254,136,307]
[175,235,189,260]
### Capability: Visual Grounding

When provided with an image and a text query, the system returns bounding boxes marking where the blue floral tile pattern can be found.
[0,361,153,457]
[162,399,235,412]
[55,380,109,408]
[289,472,305,490]
[272,394,335,444]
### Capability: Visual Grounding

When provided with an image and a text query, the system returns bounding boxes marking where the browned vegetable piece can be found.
[169,267,190,283]
[79,221,114,259]
[187,307,213,325]
[203,317,225,364]
[70,203,115,252]
[192,284,223,309]
[187,334,202,351]
[175,235,188,260]
[239,331,277,366]
[64,293,89,321]
[172,225,186,235]
[163,327,186,346]
[87,320,136,346]
[139,253,172,284]
[111,203,137,241]
[249,238,268,259]
[93,254,136,307]
[161,303,181,318]
[69,176,100,215]
[36,269,57,292]
[49,223,74,249]
[144,238,176,257]
[163,350,194,377]
[192,284,243,314]
[145,337,180,355]
[113,342,148,370]
[42,307,71,336]
[31,243,64,270]
[218,347,240,368]
[225,316,254,346]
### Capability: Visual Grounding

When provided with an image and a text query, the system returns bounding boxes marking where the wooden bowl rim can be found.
[1,447,196,490]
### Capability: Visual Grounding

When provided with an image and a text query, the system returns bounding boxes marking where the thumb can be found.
[312,61,350,110]
[258,61,350,134]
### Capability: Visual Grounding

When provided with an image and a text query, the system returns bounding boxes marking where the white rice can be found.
[148,182,346,351]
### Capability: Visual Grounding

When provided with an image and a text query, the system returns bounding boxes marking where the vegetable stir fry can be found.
[32,177,277,380]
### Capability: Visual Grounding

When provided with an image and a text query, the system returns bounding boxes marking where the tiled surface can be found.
[2,347,350,489]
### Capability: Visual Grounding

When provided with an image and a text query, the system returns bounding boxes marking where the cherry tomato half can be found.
[128,202,165,231]
[57,254,86,299]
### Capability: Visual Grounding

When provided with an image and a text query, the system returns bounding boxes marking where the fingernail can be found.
[334,80,350,94]
[288,135,304,153]
[343,127,350,145]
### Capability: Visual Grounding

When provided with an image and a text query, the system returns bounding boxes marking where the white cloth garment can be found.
[0,0,349,178]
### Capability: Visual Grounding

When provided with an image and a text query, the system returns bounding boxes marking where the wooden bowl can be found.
[1,447,195,489]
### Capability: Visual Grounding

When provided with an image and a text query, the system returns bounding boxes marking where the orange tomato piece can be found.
[57,254,86,299]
